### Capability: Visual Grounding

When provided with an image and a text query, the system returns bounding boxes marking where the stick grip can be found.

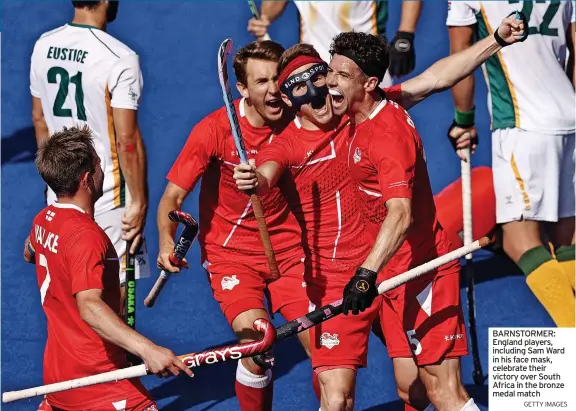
[250,193,280,281]
[144,223,198,307]
[461,143,473,260]
[143,271,169,307]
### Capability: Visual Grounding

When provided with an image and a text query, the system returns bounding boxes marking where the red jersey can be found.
[346,98,454,292]
[29,203,146,409]
[258,117,371,287]
[167,99,302,264]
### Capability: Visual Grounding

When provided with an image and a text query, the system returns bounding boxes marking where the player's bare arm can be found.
[76,288,193,378]
[157,182,190,273]
[389,0,422,78]
[398,12,527,110]
[361,198,413,273]
[23,235,35,264]
[31,96,49,147]
[233,159,282,195]
[114,107,149,253]
[247,1,288,39]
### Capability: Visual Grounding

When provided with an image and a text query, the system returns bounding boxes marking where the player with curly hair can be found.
[326,15,527,411]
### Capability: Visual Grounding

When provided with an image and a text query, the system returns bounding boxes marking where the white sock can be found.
[235,360,272,388]
[460,398,480,411]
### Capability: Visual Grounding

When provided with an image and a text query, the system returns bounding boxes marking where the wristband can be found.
[27,241,36,258]
[493,28,509,48]
[454,107,475,127]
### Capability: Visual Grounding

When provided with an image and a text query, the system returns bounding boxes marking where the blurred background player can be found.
[29,0,151,315]
[25,126,191,411]
[326,20,529,409]
[447,1,575,327]
[156,40,311,411]
[247,0,423,86]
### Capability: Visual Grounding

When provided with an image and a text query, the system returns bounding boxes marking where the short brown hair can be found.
[35,125,98,197]
[277,44,321,76]
[233,40,285,85]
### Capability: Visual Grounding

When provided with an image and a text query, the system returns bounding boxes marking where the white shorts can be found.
[492,128,575,224]
[94,207,151,285]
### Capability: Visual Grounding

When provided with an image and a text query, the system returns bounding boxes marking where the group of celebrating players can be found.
[13,0,574,411]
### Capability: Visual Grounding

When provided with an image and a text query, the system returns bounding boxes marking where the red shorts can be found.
[41,383,157,410]
[306,281,382,370]
[203,250,309,324]
[380,261,469,365]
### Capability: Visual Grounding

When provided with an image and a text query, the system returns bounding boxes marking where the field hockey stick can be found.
[2,318,275,403]
[123,189,141,365]
[144,210,199,307]
[247,0,272,41]
[252,235,493,364]
[461,141,485,386]
[217,38,280,281]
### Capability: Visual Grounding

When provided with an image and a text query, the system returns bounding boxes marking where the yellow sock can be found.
[555,245,575,291]
[519,246,575,327]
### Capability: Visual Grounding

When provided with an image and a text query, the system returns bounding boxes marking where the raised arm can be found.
[397,13,527,110]
[247,1,288,40]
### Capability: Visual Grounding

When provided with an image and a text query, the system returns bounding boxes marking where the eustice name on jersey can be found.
[47,46,88,63]
[35,224,59,254]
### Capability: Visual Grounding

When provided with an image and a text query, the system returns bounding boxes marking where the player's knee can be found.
[236,358,273,388]
[318,371,355,411]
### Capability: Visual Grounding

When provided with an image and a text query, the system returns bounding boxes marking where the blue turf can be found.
[1,1,555,410]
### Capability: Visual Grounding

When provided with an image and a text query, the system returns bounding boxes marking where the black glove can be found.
[447,121,478,151]
[342,267,378,316]
[389,31,416,77]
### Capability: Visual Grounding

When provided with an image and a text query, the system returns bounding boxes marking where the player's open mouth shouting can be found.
[278,55,336,126]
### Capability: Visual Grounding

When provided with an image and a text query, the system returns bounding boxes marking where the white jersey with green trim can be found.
[446,1,575,134]
[30,23,143,216]
[294,1,388,64]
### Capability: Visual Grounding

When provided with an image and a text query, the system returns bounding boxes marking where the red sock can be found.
[235,360,274,411]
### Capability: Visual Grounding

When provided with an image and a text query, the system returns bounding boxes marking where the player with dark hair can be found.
[25,126,191,411]
[326,16,527,411]
[157,40,311,411]
[30,0,151,320]
[234,14,527,410]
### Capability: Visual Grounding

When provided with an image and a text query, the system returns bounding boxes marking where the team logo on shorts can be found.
[221,275,240,290]
[356,280,369,292]
[320,332,340,349]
